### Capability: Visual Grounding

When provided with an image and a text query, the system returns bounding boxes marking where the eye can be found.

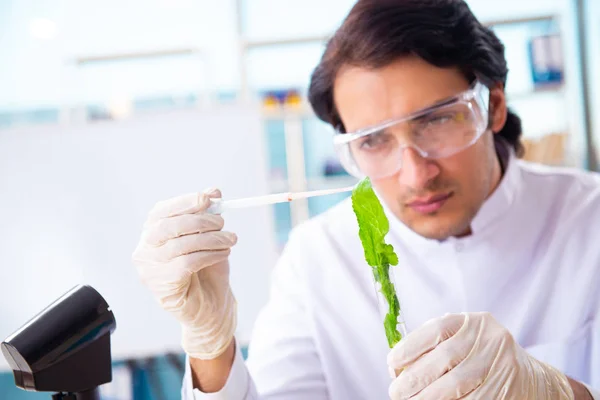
[358,132,390,150]
[424,113,454,126]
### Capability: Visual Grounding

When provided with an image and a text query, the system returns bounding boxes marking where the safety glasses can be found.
[333,81,490,179]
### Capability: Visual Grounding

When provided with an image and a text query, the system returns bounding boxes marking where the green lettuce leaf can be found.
[351,177,402,347]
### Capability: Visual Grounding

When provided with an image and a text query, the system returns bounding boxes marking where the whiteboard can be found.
[0,106,278,370]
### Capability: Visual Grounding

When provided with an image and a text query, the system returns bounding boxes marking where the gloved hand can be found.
[387,312,575,400]
[132,188,238,360]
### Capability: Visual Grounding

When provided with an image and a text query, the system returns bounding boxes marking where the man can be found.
[132,0,600,398]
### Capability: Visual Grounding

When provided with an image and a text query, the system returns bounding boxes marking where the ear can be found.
[489,83,507,134]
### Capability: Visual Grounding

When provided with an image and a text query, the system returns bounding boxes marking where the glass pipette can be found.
[206,185,355,214]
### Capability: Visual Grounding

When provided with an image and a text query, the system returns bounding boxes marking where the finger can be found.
[388,325,473,399]
[159,231,237,262]
[145,213,226,246]
[146,188,221,223]
[171,248,231,274]
[407,354,486,400]
[133,248,231,285]
[388,314,465,371]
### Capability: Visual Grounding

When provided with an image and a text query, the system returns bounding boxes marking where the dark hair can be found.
[308,0,523,155]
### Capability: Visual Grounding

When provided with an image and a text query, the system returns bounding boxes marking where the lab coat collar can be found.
[470,143,521,235]
[382,139,522,250]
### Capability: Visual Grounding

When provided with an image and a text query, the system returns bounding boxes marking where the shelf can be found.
[258,83,565,119]
[241,15,556,50]
[73,47,204,65]
[259,85,565,119]
[261,102,315,119]
[242,35,329,49]
[484,14,556,28]
[259,84,565,120]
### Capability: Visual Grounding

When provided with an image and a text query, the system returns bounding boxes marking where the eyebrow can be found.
[356,94,461,134]
[415,96,459,116]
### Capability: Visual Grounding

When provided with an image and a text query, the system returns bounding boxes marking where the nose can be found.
[398,147,440,188]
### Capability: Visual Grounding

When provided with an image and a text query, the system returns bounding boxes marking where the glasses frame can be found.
[332,80,491,178]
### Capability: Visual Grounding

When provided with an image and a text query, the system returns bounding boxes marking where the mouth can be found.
[406,192,453,214]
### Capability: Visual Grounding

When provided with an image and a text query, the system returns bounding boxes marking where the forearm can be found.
[568,376,594,400]
[190,340,236,392]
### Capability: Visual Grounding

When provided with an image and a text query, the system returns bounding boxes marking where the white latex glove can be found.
[387,312,574,400]
[132,189,238,360]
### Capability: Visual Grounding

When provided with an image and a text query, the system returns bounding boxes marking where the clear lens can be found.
[409,102,484,155]
[334,85,489,180]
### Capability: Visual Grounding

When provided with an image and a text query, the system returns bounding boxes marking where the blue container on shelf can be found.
[528,33,564,87]
[323,158,348,177]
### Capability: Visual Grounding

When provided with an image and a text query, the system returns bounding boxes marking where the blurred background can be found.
[1,0,599,398]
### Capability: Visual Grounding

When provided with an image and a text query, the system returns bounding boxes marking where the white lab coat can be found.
[183,152,600,399]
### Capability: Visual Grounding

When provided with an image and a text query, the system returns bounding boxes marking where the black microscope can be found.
[1,285,116,400]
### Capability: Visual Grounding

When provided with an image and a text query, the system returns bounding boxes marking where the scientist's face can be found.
[333,56,507,240]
